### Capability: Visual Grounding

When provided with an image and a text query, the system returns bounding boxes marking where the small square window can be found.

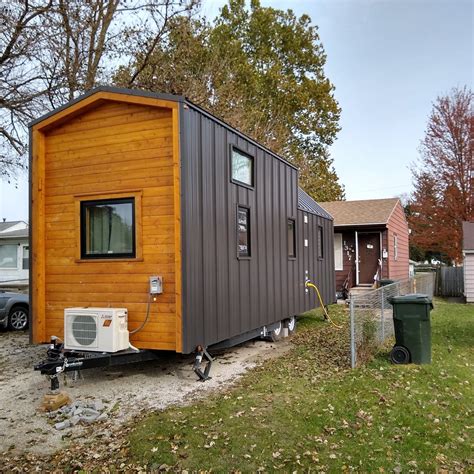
[237,206,251,258]
[288,219,296,258]
[80,198,135,259]
[231,147,254,187]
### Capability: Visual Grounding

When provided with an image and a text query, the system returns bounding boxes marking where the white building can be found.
[463,221,474,303]
[0,220,29,287]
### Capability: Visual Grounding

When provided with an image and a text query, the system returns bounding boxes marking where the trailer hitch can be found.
[193,346,213,382]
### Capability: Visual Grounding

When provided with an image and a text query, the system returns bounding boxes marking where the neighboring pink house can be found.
[320,199,409,292]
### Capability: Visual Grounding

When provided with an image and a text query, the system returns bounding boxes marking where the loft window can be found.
[288,219,296,258]
[0,244,17,268]
[231,147,254,187]
[237,206,251,258]
[80,198,135,259]
[318,226,324,259]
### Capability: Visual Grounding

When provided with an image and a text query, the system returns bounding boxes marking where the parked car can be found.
[0,292,29,331]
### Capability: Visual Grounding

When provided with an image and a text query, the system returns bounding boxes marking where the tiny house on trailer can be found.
[30,87,335,356]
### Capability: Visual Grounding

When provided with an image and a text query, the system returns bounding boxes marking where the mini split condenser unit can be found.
[64,307,129,352]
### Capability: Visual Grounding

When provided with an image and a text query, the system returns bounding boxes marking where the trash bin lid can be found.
[388,293,433,305]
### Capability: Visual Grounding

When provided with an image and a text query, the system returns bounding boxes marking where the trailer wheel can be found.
[286,316,296,335]
[269,321,283,342]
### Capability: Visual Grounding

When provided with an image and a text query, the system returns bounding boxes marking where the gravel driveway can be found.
[0,329,290,456]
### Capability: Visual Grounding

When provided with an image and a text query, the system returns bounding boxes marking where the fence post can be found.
[380,287,385,342]
[350,297,356,368]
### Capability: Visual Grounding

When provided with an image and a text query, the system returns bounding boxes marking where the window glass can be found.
[288,219,296,258]
[318,226,324,259]
[81,198,135,258]
[22,246,29,270]
[0,244,18,268]
[334,233,343,270]
[232,148,253,187]
[237,206,250,257]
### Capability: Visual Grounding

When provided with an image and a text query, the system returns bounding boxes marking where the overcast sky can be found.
[0,0,472,221]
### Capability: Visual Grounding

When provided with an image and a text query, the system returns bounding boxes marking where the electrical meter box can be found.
[149,276,163,294]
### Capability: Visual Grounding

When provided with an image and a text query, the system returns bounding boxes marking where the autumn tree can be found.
[115,0,344,201]
[0,0,198,180]
[0,1,52,180]
[409,87,473,263]
[40,0,198,108]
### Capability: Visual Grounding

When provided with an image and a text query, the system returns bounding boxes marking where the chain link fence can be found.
[349,273,435,368]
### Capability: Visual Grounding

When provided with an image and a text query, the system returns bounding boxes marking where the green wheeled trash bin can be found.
[388,294,434,364]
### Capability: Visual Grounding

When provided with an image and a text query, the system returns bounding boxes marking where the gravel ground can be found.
[0,329,290,457]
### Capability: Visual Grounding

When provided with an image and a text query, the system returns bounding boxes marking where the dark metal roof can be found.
[29,86,297,171]
[28,86,185,128]
[298,188,333,220]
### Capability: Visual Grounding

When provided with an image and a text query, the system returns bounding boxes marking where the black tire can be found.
[8,306,29,331]
[286,316,297,335]
[390,345,410,364]
[268,320,283,342]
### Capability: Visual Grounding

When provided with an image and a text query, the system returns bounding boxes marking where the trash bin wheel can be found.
[390,345,410,364]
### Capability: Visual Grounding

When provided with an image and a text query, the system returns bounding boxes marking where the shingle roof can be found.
[319,198,400,226]
[463,221,474,250]
[297,188,333,220]
[0,228,29,239]
[0,221,22,232]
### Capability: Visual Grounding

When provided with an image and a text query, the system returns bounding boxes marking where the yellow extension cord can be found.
[305,281,343,329]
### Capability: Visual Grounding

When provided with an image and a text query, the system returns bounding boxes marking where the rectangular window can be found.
[334,233,343,270]
[237,206,251,258]
[80,198,135,259]
[318,226,324,259]
[394,234,398,261]
[288,219,296,258]
[231,147,254,187]
[0,244,18,268]
[22,245,29,270]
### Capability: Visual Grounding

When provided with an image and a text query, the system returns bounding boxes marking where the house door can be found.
[357,232,380,285]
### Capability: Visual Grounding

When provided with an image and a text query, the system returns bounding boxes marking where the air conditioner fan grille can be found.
[72,314,97,346]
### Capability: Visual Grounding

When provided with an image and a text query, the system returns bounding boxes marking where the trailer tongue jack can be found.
[193,346,213,381]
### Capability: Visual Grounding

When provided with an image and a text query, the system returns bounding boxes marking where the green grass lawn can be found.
[128,300,473,471]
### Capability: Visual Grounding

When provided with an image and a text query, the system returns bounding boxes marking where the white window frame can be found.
[334,233,343,271]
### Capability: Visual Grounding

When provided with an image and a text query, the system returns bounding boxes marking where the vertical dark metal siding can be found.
[180,105,335,353]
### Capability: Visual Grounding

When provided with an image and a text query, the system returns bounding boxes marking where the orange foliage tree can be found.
[409,87,473,264]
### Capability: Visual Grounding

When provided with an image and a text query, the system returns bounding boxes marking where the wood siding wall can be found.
[464,253,474,303]
[387,202,410,280]
[180,105,335,353]
[31,99,180,351]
